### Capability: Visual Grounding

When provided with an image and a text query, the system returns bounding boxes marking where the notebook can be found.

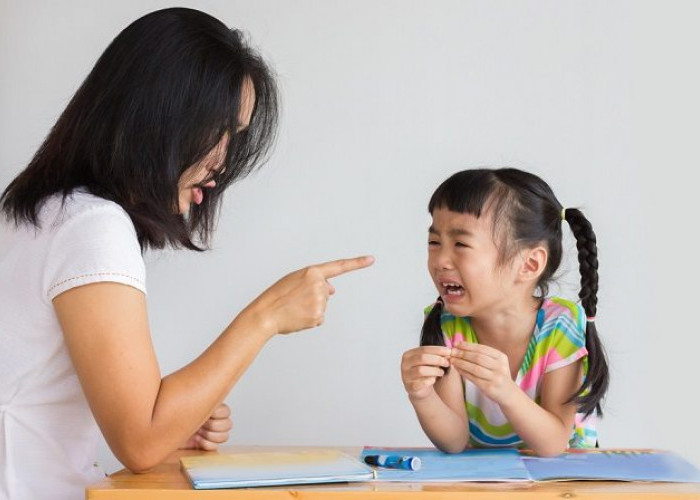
[180,449,375,489]
[361,447,531,482]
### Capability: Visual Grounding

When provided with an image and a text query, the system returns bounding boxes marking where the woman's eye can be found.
[456,242,469,248]
[428,240,440,246]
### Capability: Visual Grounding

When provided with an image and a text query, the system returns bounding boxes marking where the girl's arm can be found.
[54,257,372,473]
[401,347,470,453]
[498,361,582,456]
[450,343,581,457]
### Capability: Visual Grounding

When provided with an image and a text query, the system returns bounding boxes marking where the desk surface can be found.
[87,446,700,499]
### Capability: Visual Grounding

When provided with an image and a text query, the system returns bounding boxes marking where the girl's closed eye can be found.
[428,239,440,247]
[455,241,470,248]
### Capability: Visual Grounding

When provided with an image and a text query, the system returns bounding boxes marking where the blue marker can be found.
[364,454,422,471]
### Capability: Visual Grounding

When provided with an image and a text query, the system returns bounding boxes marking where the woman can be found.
[0,8,372,500]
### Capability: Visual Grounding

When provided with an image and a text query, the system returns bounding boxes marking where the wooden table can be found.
[86,446,700,499]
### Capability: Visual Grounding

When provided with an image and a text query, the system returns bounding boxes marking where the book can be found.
[522,449,700,482]
[362,447,700,483]
[180,449,375,489]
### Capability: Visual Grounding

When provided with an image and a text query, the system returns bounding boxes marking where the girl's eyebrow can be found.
[428,225,474,237]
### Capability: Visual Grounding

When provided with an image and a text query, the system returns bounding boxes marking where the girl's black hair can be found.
[420,168,609,417]
[1,7,278,250]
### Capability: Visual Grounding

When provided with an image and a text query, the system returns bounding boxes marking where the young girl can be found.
[400,168,608,457]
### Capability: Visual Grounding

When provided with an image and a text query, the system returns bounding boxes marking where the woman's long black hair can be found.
[420,168,609,417]
[1,7,278,250]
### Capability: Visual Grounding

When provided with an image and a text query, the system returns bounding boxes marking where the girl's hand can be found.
[450,343,517,405]
[181,403,232,451]
[243,256,374,337]
[401,346,452,401]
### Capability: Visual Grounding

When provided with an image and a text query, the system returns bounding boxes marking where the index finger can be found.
[417,345,452,357]
[315,255,375,279]
[452,342,503,359]
[210,403,231,419]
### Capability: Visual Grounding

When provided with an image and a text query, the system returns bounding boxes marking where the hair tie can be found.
[561,208,567,221]
[586,316,596,323]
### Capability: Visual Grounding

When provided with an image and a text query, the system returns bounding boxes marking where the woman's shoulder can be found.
[40,188,133,231]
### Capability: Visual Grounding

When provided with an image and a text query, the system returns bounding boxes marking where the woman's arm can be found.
[54,256,373,472]
[401,347,470,453]
[54,283,272,472]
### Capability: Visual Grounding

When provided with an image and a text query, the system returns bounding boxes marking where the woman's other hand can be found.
[180,403,232,451]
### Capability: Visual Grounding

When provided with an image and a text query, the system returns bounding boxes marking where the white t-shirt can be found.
[0,189,146,500]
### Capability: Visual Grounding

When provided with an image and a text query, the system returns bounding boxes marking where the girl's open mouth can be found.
[440,281,464,297]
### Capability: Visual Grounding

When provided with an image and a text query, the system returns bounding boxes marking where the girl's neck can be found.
[470,295,542,345]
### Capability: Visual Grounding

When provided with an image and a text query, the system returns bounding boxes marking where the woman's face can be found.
[177,78,256,214]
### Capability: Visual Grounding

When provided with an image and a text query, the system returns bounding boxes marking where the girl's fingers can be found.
[411,366,446,378]
[420,346,452,357]
[450,350,499,369]
[415,353,451,368]
[451,358,493,380]
[452,342,505,360]
[405,346,452,358]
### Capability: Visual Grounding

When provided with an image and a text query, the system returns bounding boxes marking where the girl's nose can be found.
[434,248,454,270]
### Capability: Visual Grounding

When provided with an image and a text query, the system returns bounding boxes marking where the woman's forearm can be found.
[127,308,275,470]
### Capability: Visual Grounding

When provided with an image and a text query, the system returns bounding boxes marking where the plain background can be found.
[2,0,699,473]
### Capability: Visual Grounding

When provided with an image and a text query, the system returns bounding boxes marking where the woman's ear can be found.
[517,245,548,284]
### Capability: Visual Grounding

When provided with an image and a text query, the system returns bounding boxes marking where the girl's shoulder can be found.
[536,296,587,347]
[541,297,585,326]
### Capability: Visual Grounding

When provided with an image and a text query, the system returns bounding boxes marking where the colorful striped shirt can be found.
[430,296,597,449]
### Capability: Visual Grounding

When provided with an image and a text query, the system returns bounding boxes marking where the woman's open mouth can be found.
[192,187,204,205]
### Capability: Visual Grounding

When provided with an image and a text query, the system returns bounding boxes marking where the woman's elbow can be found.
[118,450,164,474]
[110,437,169,473]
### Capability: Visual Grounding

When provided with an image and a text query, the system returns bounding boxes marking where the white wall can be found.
[2,0,699,473]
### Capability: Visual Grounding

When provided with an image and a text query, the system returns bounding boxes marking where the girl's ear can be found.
[517,245,548,284]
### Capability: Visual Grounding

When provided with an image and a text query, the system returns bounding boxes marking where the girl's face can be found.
[428,207,520,318]
[177,78,256,214]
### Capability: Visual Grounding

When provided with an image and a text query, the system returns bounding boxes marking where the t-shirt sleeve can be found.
[544,304,588,373]
[44,206,146,301]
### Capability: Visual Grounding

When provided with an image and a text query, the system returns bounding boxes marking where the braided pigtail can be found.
[420,297,445,347]
[563,208,609,416]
